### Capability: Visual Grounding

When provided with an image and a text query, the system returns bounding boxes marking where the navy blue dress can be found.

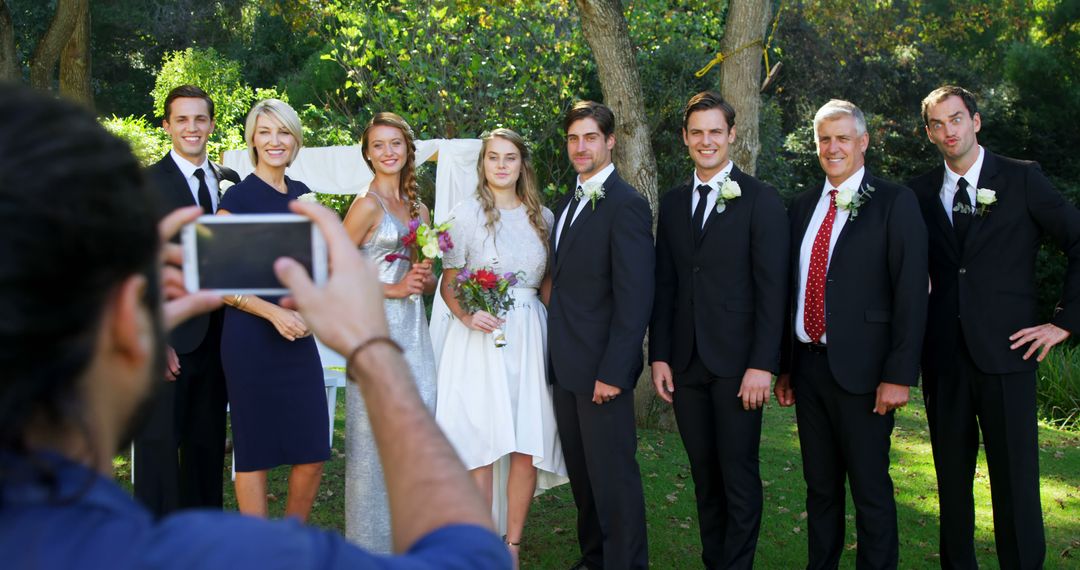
[219,174,329,471]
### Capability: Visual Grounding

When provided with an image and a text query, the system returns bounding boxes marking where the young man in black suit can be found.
[134,84,240,516]
[548,101,654,570]
[909,85,1080,569]
[775,99,928,569]
[649,91,789,569]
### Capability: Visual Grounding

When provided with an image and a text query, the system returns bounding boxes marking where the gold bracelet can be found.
[345,336,404,383]
[234,294,247,310]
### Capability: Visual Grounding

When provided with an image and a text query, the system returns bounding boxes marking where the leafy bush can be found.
[1037,343,1080,431]
[100,115,170,167]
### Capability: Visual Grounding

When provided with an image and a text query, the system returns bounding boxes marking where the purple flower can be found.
[456,269,471,283]
[408,218,421,232]
[503,272,518,286]
[438,231,454,252]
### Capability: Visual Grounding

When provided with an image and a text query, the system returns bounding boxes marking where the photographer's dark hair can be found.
[921,85,978,127]
[163,84,215,121]
[683,90,736,131]
[0,84,161,475]
[563,100,615,137]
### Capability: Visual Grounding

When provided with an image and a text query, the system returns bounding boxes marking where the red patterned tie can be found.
[804,189,837,343]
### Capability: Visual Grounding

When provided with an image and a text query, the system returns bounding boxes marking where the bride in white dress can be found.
[434,128,566,566]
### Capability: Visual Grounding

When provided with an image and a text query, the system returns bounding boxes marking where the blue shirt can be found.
[0,452,509,569]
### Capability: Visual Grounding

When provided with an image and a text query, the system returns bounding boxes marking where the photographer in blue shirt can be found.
[0,84,508,570]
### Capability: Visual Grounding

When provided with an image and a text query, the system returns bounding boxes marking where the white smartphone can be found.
[181,214,328,295]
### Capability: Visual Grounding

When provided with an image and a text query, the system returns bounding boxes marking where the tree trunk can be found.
[574,0,658,214]
[720,0,772,175]
[28,0,83,91]
[0,0,17,81]
[59,0,92,107]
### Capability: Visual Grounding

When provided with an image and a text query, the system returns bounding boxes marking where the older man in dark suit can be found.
[908,85,1080,570]
[776,99,928,569]
[649,91,788,569]
[548,100,654,570]
[134,84,239,516]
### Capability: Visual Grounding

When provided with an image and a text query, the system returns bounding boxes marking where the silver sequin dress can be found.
[345,193,438,553]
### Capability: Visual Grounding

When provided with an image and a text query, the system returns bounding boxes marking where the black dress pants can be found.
[793,345,898,570]
[672,352,762,569]
[552,376,648,570]
[134,314,227,517]
[923,339,1044,570]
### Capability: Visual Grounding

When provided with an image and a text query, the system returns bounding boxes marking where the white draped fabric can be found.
[221,140,443,196]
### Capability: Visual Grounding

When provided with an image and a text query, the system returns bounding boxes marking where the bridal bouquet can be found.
[384,218,453,300]
[453,268,521,348]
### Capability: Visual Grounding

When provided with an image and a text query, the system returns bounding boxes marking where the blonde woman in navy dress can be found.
[218,99,328,521]
[341,112,438,553]
[435,129,566,567]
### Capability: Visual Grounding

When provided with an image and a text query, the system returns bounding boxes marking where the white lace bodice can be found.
[443,197,554,288]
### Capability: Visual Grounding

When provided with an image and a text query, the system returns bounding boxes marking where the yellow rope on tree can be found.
[694,39,761,78]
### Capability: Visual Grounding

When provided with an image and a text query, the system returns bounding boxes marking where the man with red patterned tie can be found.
[776,99,928,569]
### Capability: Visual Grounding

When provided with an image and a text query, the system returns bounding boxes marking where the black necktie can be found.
[194,169,213,214]
[692,184,711,243]
[953,177,971,245]
[557,189,581,252]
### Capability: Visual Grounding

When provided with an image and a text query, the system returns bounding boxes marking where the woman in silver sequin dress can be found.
[341,112,438,553]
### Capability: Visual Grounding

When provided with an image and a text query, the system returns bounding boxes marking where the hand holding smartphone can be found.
[181,214,328,295]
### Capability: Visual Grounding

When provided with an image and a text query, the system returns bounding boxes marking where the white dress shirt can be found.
[170,149,220,213]
[689,161,735,228]
[555,162,615,248]
[795,166,864,344]
[938,145,985,224]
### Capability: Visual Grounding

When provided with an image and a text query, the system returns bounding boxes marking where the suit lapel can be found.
[830,170,872,255]
[697,166,738,247]
[160,152,198,207]
[962,151,999,260]
[552,178,604,278]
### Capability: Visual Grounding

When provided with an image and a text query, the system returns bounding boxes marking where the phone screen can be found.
[194,219,313,291]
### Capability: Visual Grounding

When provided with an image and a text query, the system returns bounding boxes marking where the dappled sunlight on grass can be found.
[112,387,1080,568]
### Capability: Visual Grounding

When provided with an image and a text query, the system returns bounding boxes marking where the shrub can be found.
[1037,343,1080,431]
[100,115,170,167]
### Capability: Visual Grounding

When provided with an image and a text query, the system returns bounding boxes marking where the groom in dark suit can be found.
[649,91,788,569]
[134,85,239,516]
[548,101,654,570]
[908,85,1080,569]
[775,99,927,569]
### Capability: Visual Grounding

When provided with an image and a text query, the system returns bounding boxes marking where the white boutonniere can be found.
[952,187,995,217]
[715,176,742,214]
[218,179,235,194]
[834,183,874,220]
[575,180,605,209]
[297,192,320,204]
[975,188,996,216]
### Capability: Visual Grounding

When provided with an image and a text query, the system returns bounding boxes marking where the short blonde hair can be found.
[813,99,866,136]
[244,99,303,167]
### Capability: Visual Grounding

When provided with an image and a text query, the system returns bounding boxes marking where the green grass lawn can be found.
[114,387,1080,568]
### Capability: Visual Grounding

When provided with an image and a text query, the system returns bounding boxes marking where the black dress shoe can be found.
[568,559,599,570]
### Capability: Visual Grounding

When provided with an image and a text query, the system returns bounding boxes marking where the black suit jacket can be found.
[649,166,789,377]
[908,150,1080,376]
[147,152,240,354]
[782,171,928,393]
[547,170,655,395]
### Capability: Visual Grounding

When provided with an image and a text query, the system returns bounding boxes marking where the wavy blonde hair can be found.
[361,112,420,221]
[475,128,548,252]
